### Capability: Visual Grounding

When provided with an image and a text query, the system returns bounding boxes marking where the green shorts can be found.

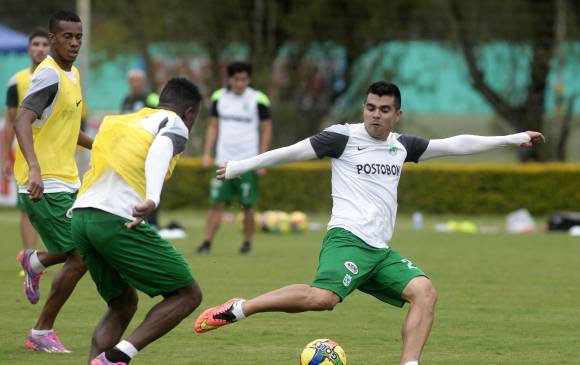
[71,208,195,303]
[210,168,258,207]
[312,228,426,307]
[18,192,76,253]
[16,193,25,210]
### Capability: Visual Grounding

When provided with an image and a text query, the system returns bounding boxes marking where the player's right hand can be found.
[27,166,43,201]
[521,131,545,148]
[125,199,156,229]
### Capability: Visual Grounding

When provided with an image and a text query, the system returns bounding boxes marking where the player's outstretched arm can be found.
[419,131,545,161]
[217,139,317,179]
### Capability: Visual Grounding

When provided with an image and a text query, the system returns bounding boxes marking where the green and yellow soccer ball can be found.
[300,339,347,365]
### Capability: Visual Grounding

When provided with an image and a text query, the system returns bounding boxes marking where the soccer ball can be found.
[300,339,347,365]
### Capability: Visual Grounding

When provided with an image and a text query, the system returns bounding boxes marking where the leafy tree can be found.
[444,0,579,161]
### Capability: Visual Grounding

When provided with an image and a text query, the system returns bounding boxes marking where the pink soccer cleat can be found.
[25,331,72,353]
[17,250,43,304]
[90,352,127,365]
[194,298,243,333]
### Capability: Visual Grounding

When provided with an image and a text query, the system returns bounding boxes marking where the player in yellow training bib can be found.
[13,10,93,354]
[72,78,203,365]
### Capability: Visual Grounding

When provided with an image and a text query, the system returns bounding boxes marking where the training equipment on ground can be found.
[290,210,309,233]
[300,339,347,365]
[548,211,580,231]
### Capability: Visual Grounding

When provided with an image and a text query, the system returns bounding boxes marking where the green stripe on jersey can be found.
[211,89,225,101]
[256,90,271,106]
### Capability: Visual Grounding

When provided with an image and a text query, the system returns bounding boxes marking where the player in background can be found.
[195,81,545,365]
[120,69,159,113]
[71,78,203,365]
[197,61,272,255]
[13,10,93,353]
[1,29,49,258]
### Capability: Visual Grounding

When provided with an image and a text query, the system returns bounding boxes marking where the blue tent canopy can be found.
[0,25,28,53]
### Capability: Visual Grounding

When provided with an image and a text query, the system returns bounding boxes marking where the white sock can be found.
[29,251,45,274]
[404,361,419,365]
[231,300,246,321]
[31,328,53,337]
[115,340,138,359]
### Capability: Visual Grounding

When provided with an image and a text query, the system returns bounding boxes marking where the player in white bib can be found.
[194,81,544,365]
[198,62,272,255]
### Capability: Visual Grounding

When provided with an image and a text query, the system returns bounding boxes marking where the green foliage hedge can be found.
[162,159,580,215]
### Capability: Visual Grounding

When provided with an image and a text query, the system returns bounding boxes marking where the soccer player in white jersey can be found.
[198,61,272,255]
[194,81,545,365]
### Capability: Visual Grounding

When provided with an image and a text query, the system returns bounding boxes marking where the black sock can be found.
[242,241,250,246]
[201,240,211,247]
[105,348,131,363]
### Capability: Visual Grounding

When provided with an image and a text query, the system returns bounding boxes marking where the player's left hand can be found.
[216,162,227,180]
[521,131,545,148]
[125,199,156,229]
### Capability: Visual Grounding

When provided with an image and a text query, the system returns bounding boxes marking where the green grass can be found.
[0,209,579,364]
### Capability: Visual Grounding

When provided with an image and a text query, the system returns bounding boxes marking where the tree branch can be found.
[447,0,519,126]
[557,94,576,160]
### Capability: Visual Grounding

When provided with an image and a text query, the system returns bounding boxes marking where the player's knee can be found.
[310,288,340,311]
[421,284,437,310]
[64,251,87,276]
[125,289,139,316]
[404,277,437,309]
[181,283,203,312]
[211,204,224,212]
[109,288,139,318]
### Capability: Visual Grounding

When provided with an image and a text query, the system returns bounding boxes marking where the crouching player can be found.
[71,78,203,364]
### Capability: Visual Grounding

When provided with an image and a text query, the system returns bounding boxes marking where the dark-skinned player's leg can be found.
[127,283,202,349]
[88,287,138,362]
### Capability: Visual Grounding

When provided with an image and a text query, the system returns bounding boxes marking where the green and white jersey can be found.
[226,122,532,249]
[310,123,429,249]
[211,87,271,165]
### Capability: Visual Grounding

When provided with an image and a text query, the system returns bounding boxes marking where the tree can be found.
[91,0,432,146]
[445,0,578,161]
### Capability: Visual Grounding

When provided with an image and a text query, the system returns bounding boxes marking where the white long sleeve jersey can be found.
[226,122,531,248]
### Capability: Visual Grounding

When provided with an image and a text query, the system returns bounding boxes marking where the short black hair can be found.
[366,81,402,110]
[49,10,81,33]
[159,77,202,113]
[29,28,48,44]
[227,61,252,77]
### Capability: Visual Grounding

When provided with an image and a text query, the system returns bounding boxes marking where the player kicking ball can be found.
[71,78,203,365]
[194,81,544,365]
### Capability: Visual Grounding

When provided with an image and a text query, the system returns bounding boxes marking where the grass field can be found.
[0,208,579,364]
